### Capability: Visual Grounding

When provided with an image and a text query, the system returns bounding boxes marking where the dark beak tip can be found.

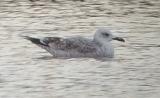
[113,37,125,42]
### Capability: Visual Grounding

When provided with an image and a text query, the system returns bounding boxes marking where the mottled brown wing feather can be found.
[46,37,97,53]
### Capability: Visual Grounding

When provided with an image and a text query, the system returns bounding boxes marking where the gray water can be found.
[0,0,160,98]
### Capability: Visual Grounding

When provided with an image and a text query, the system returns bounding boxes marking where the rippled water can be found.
[0,0,160,98]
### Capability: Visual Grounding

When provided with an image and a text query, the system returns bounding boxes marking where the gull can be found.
[24,28,125,58]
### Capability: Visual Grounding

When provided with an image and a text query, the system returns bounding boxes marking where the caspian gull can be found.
[24,28,125,58]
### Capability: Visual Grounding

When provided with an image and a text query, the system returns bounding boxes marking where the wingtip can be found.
[22,35,48,46]
[21,36,37,42]
[21,35,38,42]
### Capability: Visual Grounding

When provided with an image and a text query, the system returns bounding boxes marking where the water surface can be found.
[0,0,160,98]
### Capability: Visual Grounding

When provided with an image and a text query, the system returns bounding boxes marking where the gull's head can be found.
[94,28,125,44]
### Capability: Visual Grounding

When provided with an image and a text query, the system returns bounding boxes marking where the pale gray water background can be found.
[0,0,160,98]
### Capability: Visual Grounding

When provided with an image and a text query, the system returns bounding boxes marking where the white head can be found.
[94,28,125,45]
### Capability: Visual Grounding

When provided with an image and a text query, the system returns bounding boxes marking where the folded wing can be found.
[42,37,97,53]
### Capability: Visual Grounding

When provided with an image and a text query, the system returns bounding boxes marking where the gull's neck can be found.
[93,36,114,57]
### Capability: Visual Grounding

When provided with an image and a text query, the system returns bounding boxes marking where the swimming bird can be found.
[24,28,125,58]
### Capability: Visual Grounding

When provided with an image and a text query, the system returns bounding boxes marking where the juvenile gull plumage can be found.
[24,28,125,58]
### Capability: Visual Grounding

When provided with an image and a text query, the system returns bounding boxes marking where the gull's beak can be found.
[112,37,125,42]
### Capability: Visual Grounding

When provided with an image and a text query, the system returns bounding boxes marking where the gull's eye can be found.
[103,33,109,37]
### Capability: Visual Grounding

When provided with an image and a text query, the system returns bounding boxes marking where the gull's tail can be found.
[22,36,48,46]
[22,35,53,56]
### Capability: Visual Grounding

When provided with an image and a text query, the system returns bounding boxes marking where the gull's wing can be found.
[43,37,97,53]
[24,36,97,53]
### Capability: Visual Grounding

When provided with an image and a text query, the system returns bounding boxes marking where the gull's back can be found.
[40,36,100,57]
